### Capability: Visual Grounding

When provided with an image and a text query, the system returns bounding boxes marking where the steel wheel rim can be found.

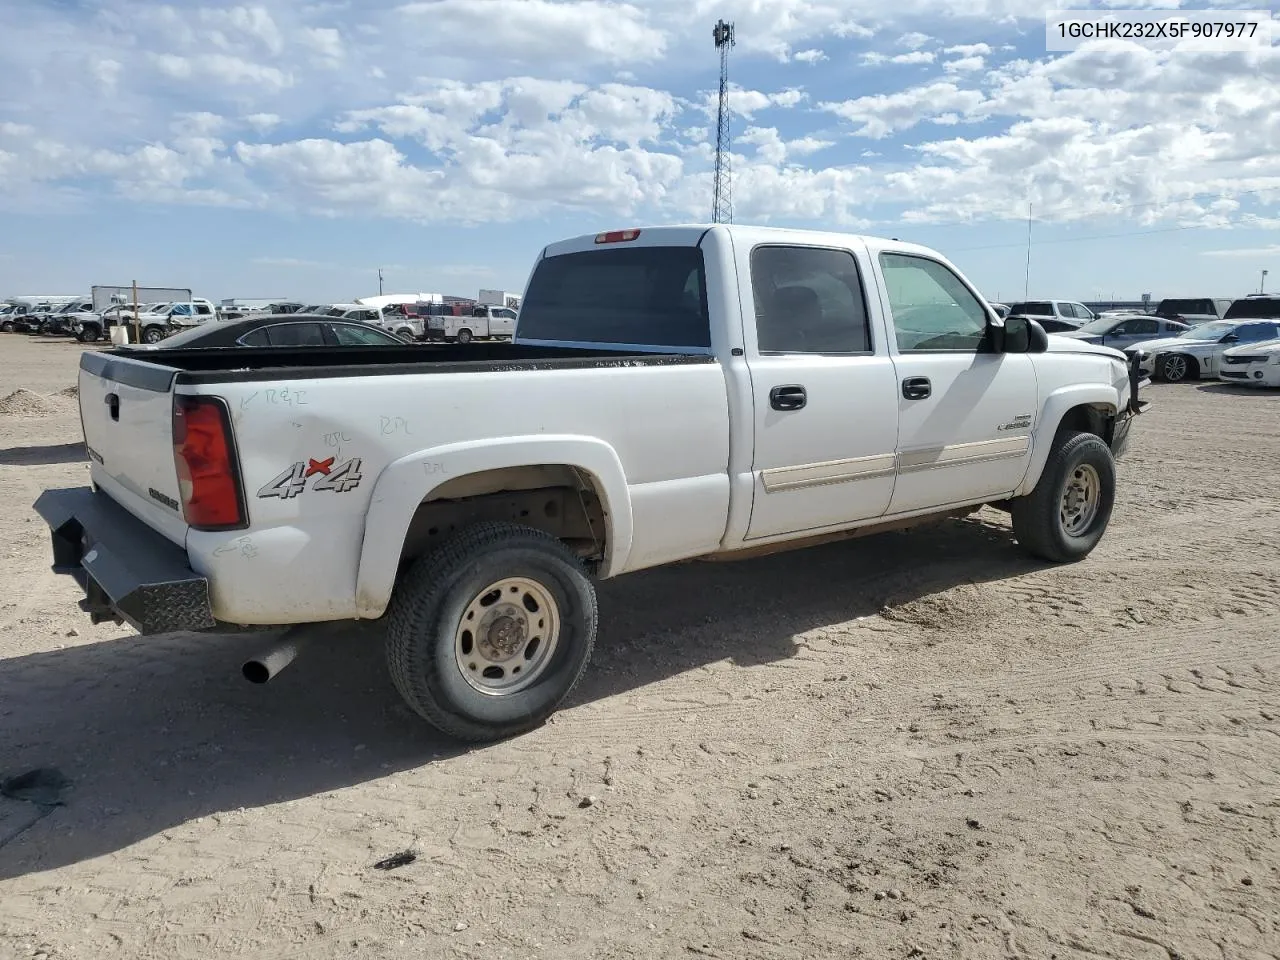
[453,576,561,696]
[1060,463,1101,536]
[1165,355,1187,380]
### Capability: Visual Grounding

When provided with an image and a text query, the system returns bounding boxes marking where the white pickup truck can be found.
[35,224,1147,741]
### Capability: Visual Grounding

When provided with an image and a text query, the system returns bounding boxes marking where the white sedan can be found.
[1218,337,1280,387]
[1129,319,1280,382]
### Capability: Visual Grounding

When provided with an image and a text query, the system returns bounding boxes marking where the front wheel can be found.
[142,325,166,344]
[1157,353,1196,382]
[385,521,598,742]
[1010,430,1116,563]
[78,326,102,343]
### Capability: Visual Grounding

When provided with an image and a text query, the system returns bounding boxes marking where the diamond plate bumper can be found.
[33,487,215,635]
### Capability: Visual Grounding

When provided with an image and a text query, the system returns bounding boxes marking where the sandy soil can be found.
[1,332,1277,960]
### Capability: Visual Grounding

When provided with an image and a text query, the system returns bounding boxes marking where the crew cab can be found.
[134,299,218,343]
[34,224,1146,743]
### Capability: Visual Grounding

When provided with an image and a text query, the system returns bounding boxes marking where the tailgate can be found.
[79,351,190,546]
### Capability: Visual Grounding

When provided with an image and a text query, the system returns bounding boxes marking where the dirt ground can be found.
[1,333,1277,960]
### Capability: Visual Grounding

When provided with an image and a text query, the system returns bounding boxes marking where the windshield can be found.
[1180,321,1233,340]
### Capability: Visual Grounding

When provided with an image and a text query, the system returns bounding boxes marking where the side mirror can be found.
[997,315,1049,353]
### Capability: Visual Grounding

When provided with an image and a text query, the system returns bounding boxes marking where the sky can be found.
[1,0,1279,304]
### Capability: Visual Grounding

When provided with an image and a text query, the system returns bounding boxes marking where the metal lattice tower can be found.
[712,19,735,224]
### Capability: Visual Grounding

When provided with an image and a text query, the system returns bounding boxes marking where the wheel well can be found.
[398,464,608,573]
[1055,403,1115,443]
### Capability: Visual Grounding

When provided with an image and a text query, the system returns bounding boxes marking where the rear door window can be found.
[266,323,326,346]
[518,246,710,348]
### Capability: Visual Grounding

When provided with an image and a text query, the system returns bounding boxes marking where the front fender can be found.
[354,435,633,619]
[1013,384,1121,498]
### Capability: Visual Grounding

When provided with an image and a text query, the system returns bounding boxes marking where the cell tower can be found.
[712,19,735,224]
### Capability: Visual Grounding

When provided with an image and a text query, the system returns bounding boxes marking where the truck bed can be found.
[86,342,713,386]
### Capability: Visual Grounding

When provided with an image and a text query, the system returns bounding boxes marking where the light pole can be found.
[1262,269,1269,294]
[378,268,384,296]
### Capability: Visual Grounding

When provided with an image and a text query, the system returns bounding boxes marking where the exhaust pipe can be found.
[242,636,304,684]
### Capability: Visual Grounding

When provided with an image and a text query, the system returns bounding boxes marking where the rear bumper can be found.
[33,487,216,635]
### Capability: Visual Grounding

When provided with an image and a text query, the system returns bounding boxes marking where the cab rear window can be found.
[517,247,710,348]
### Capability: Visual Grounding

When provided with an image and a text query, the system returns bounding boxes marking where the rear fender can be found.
[354,435,632,618]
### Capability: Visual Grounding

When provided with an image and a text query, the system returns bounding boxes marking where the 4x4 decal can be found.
[257,457,363,499]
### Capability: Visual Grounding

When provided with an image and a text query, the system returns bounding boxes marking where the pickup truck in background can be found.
[35,224,1146,742]
[428,304,517,343]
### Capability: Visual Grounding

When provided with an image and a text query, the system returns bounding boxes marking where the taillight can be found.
[172,395,246,530]
[594,228,641,243]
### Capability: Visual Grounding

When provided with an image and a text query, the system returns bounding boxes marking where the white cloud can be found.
[244,113,282,132]
[944,43,993,57]
[898,31,933,49]
[863,51,935,65]
[198,6,285,56]
[944,55,986,73]
[152,52,293,91]
[793,48,827,64]
[820,82,986,138]
[398,0,665,64]
[302,26,344,60]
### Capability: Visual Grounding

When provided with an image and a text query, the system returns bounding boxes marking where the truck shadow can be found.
[0,442,87,466]
[0,511,1042,880]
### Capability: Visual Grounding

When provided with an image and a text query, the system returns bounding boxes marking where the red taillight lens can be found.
[172,395,245,529]
[594,228,641,243]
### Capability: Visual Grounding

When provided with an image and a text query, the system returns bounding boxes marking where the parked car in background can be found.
[1005,300,1097,326]
[125,314,411,350]
[1057,314,1188,350]
[37,299,95,336]
[1218,337,1280,387]
[1223,296,1280,321]
[1153,297,1231,326]
[989,301,1011,319]
[71,302,168,342]
[319,303,385,325]
[1037,317,1089,334]
[1129,319,1280,382]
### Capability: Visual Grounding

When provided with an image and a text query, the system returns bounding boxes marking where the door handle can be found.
[104,392,120,421]
[769,384,807,411]
[902,376,931,400]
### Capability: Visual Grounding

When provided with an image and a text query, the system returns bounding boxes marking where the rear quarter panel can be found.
[184,361,731,625]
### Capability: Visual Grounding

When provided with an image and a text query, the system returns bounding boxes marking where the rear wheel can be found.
[456,327,473,344]
[385,521,598,742]
[1010,430,1116,563]
[1157,353,1196,382]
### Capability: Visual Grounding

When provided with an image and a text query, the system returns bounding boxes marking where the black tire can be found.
[385,521,598,742]
[142,325,166,344]
[1,320,14,333]
[456,328,473,344]
[1156,353,1196,383]
[1010,430,1116,563]
[78,325,102,343]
